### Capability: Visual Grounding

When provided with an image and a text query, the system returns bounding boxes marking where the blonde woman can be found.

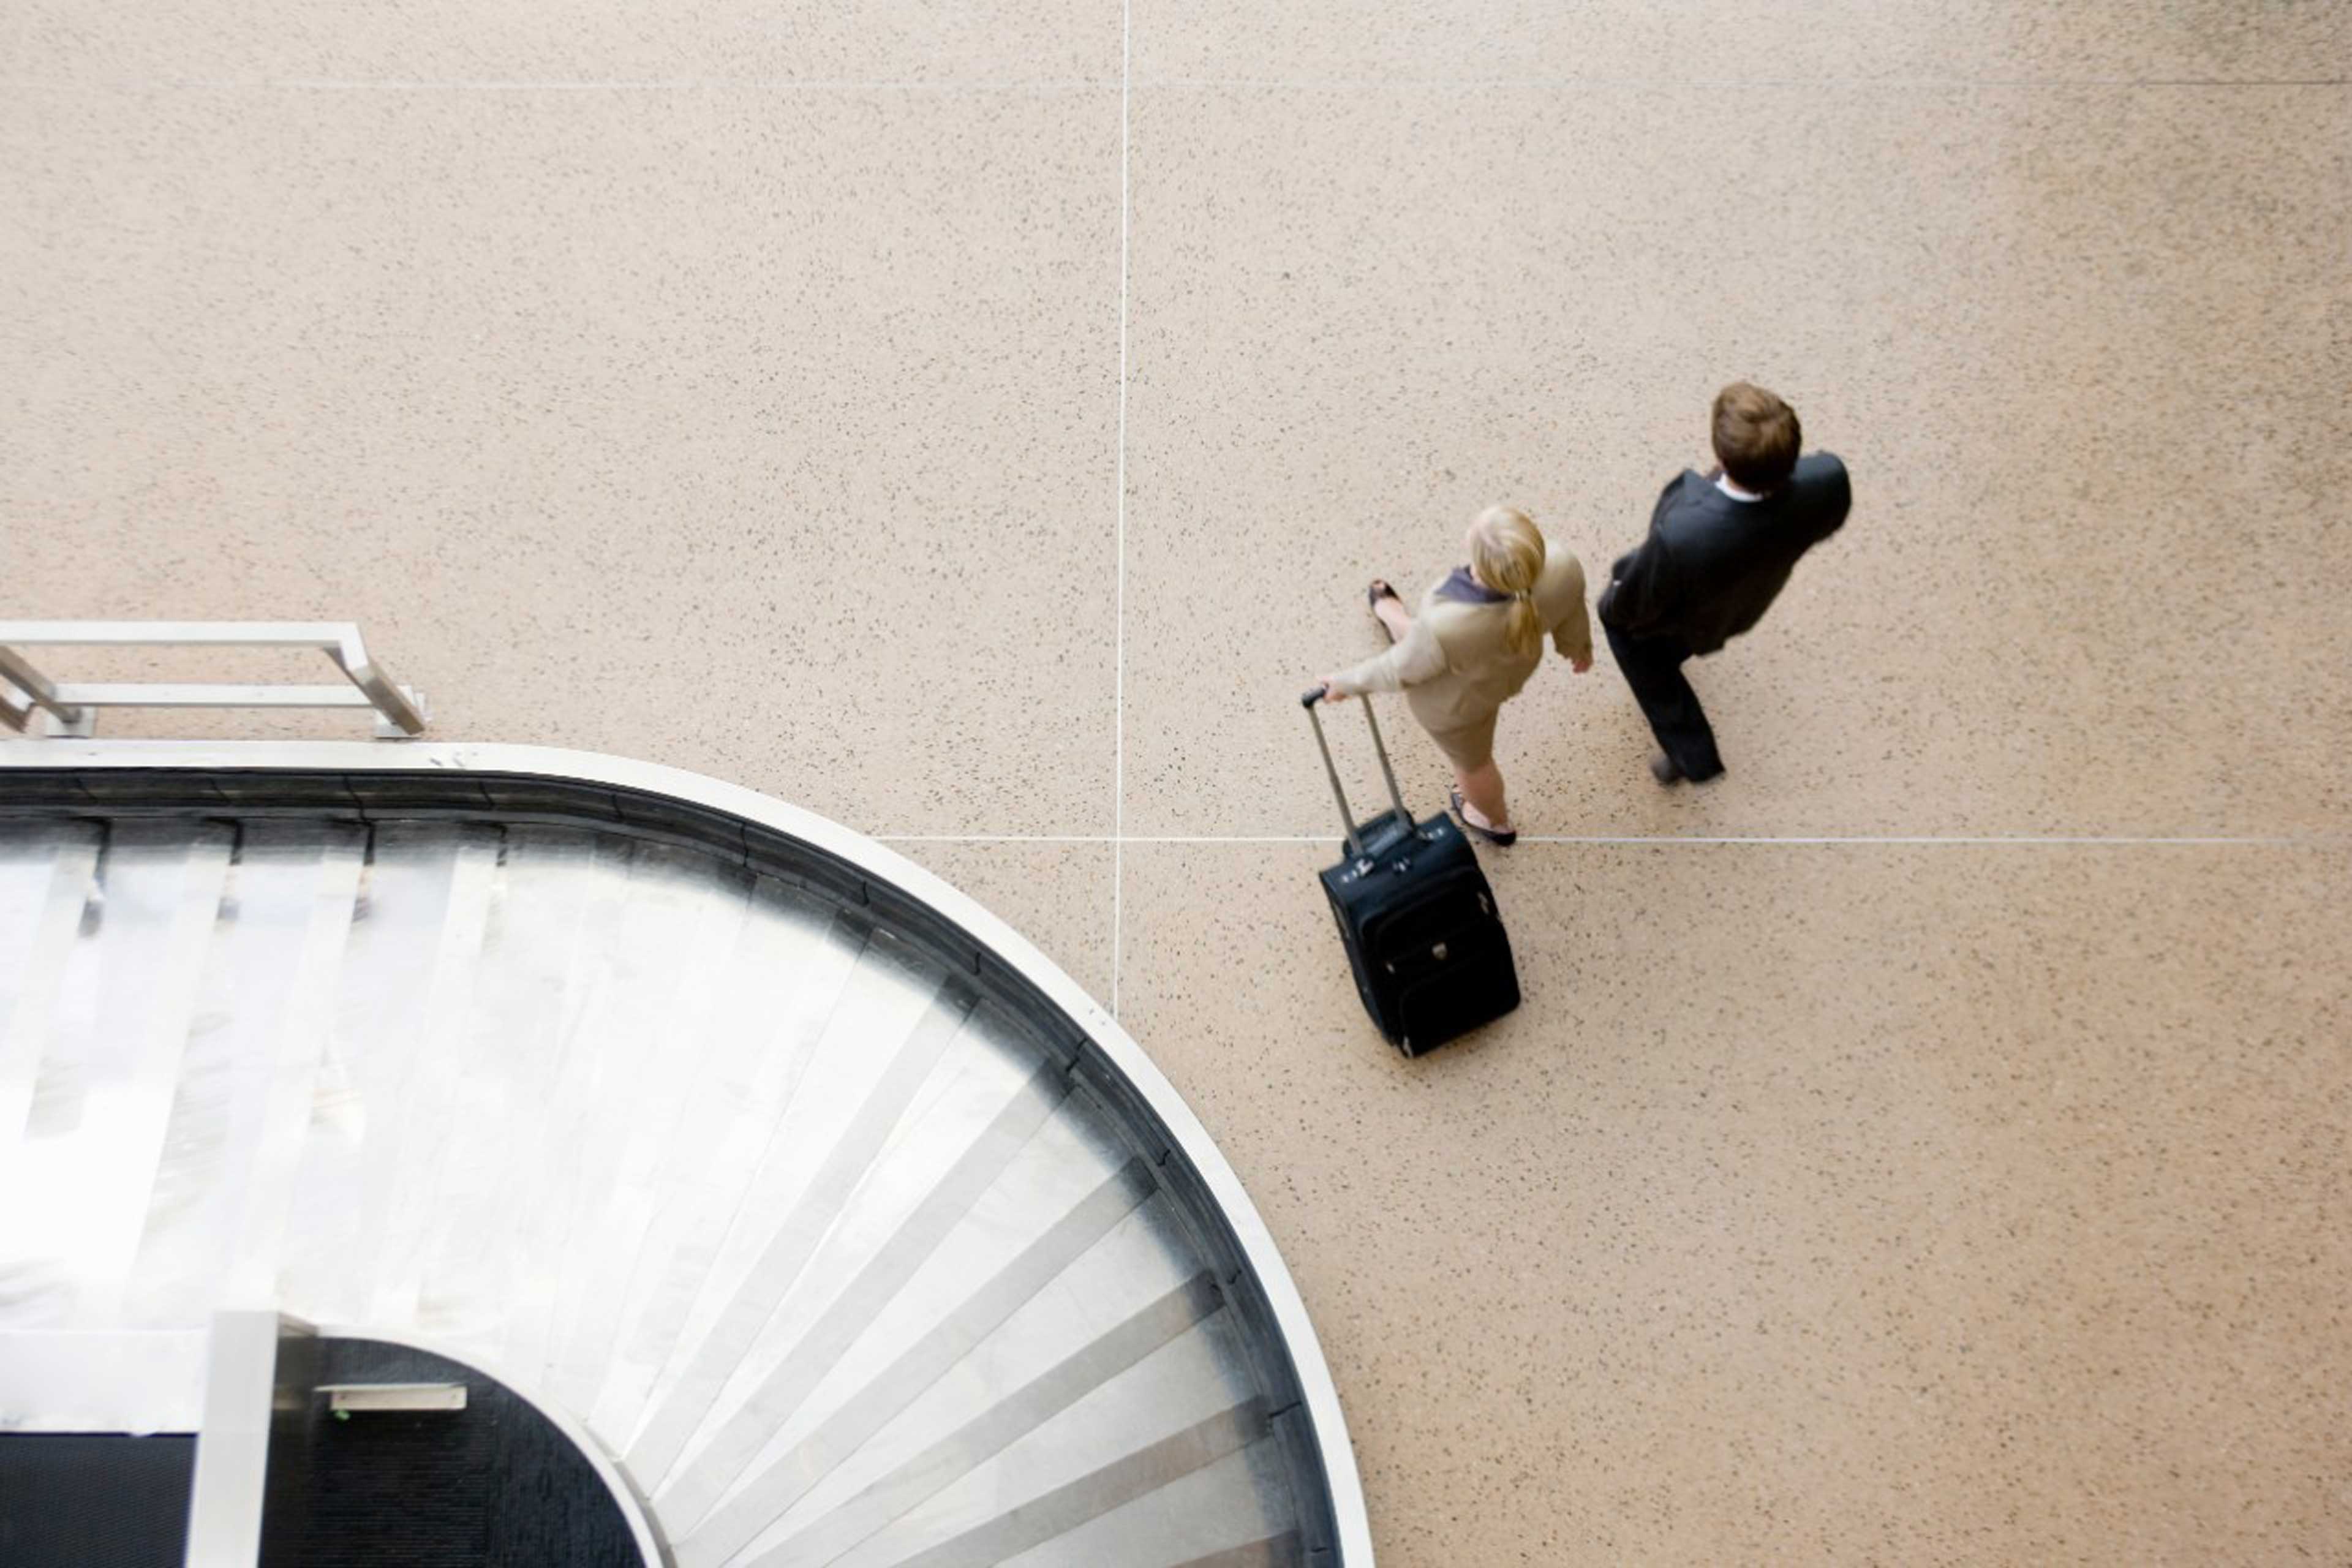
[1316,506,1593,847]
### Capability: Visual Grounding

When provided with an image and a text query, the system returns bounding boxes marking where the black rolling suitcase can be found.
[1301,686,1520,1056]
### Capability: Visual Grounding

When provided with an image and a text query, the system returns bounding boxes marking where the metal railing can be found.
[0,621,428,739]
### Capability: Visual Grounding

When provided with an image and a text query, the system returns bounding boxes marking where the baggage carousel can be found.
[0,741,1371,1567]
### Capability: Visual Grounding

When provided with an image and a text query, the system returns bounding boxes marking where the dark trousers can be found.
[1604,626,1725,781]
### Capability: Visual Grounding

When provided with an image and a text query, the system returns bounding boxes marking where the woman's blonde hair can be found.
[1469,505,1546,656]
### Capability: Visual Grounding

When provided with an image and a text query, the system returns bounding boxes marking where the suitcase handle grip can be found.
[1300,684,1328,709]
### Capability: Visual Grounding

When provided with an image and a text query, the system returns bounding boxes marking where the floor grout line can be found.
[881,834,1116,843]
[1109,0,1133,1019]
[877,832,2339,847]
[1517,834,2335,846]
[1137,74,2352,90]
[7,75,2340,93]
[0,76,1123,92]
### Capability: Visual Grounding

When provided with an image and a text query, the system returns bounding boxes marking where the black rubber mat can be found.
[0,1433,195,1568]
[0,1340,641,1568]
[261,1338,644,1567]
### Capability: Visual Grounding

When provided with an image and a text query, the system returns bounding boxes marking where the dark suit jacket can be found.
[1597,451,1851,655]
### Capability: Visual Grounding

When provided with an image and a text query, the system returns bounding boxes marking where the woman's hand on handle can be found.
[1317,678,1350,704]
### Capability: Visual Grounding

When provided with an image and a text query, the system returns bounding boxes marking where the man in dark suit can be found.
[1597,382,1852,784]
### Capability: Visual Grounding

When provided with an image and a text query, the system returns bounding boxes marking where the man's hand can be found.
[1572,655,1593,674]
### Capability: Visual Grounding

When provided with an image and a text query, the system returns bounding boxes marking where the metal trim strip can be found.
[883,1393,1271,1568]
[631,976,980,1492]
[667,1057,1073,1553]
[734,1273,1230,1568]
[682,1157,1156,1563]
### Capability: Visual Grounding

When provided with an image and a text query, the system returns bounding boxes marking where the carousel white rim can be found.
[0,736,1376,1566]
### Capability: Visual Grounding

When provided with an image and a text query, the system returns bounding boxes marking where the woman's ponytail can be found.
[1470,505,1547,656]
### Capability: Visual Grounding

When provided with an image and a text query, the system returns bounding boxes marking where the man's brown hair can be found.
[1711,382,1801,492]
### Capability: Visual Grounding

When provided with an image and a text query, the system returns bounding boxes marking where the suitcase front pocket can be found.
[1365,875,1494,962]
[1394,937,1521,1056]
[1377,908,1502,986]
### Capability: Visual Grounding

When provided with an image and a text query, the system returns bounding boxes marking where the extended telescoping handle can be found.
[1301,684,1414,857]
[1301,686,1363,858]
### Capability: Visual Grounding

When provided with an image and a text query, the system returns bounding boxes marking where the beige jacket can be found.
[1330,546,1592,735]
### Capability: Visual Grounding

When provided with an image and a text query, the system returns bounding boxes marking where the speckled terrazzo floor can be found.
[5,4,2348,1562]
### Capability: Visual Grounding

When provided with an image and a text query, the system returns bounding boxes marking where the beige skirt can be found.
[1417,710,1500,772]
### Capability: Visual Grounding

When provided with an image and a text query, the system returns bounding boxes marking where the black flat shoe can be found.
[1450,790,1517,847]
[1367,579,1402,644]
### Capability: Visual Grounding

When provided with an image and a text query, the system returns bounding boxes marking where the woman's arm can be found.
[1325,616,1446,698]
